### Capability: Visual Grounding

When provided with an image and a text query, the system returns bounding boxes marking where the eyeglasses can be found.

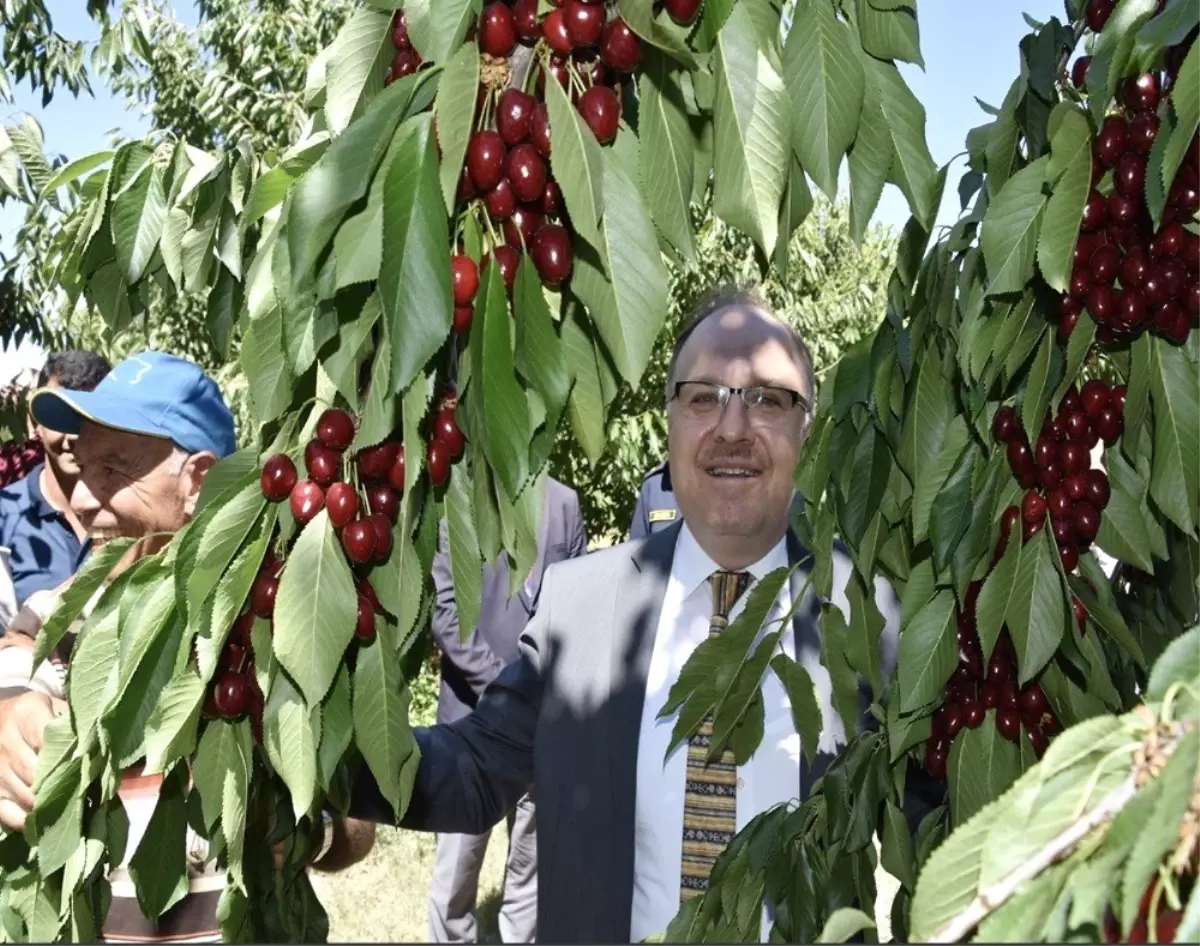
[670,381,811,424]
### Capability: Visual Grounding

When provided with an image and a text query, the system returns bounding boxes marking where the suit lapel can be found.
[603,523,680,935]
[518,489,554,612]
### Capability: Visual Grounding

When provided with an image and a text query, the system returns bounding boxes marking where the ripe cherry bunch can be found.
[924,584,1068,780]
[386,10,423,84]
[0,438,44,488]
[1060,1,1199,347]
[992,379,1123,574]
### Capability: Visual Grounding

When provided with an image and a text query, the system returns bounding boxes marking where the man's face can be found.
[666,306,812,566]
[71,421,191,538]
[30,377,81,476]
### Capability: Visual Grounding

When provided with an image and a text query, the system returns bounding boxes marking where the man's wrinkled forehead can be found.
[77,421,174,472]
[676,307,809,387]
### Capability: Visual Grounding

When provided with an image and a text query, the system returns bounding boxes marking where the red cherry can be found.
[665,0,703,24]
[503,207,546,248]
[992,406,1018,443]
[1073,501,1101,542]
[1035,437,1057,469]
[368,513,392,562]
[304,440,341,486]
[1059,441,1089,475]
[213,671,251,719]
[542,8,575,54]
[1116,287,1148,328]
[1086,284,1116,323]
[1080,190,1109,230]
[250,572,279,618]
[432,408,465,458]
[341,519,376,565]
[964,700,985,729]
[325,482,360,529]
[453,305,474,336]
[231,612,255,647]
[1064,472,1088,503]
[1122,72,1160,113]
[1022,516,1046,541]
[289,479,325,524]
[1089,243,1120,284]
[1095,116,1128,167]
[480,2,518,57]
[1037,463,1063,492]
[600,17,641,71]
[484,245,521,295]
[1062,410,1090,443]
[1073,231,1106,268]
[387,48,422,84]
[1059,306,1080,342]
[427,439,451,487]
[1162,306,1192,343]
[1069,265,1091,299]
[484,177,518,220]
[996,708,1021,742]
[1007,439,1034,475]
[539,180,563,216]
[355,594,377,643]
[1121,246,1151,286]
[317,409,355,451]
[387,447,407,492]
[538,56,570,97]
[366,484,399,523]
[563,0,605,46]
[456,165,476,204]
[497,89,536,146]
[1129,112,1160,154]
[1028,723,1049,758]
[1085,469,1111,509]
[1019,684,1049,716]
[512,0,541,42]
[1086,0,1116,31]
[1061,386,1083,414]
[357,441,399,482]
[1071,55,1091,88]
[1080,379,1110,417]
[467,130,507,192]
[391,10,410,49]
[260,454,297,502]
[1152,222,1185,259]
[530,224,574,287]
[1047,489,1072,520]
[451,255,479,307]
[1073,594,1088,627]
[1114,153,1147,199]
[577,85,620,144]
[530,104,551,158]
[939,702,965,739]
[1107,193,1140,226]
[1144,268,1172,307]
[1110,385,1127,413]
[1022,490,1047,524]
[507,143,548,203]
[1094,406,1123,444]
[924,741,948,779]
[980,682,999,709]
[1059,543,1080,572]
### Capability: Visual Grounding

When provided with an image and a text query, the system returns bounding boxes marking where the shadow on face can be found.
[29,378,81,478]
[666,306,814,569]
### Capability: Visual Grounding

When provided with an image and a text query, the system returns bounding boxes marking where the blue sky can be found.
[0,0,1063,373]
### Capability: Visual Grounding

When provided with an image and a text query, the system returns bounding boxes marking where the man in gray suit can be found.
[353,286,913,942]
[427,478,587,943]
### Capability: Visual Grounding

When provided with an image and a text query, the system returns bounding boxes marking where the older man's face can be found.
[666,306,812,567]
[71,421,190,538]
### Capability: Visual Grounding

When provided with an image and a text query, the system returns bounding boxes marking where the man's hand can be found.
[0,691,67,832]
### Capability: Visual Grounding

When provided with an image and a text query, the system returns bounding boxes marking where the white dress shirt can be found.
[630,525,801,942]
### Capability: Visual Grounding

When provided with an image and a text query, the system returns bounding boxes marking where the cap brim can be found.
[30,387,172,444]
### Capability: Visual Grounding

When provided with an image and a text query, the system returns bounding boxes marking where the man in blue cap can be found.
[0,351,376,942]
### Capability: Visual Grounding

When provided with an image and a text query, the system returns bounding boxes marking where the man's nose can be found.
[713,392,753,441]
[61,433,77,453]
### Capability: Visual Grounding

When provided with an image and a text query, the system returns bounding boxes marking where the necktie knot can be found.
[709,570,751,623]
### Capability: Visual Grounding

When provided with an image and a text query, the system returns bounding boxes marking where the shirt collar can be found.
[672,523,790,603]
[21,464,60,521]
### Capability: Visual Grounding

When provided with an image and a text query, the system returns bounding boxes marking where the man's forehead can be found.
[78,422,169,461]
[679,308,807,383]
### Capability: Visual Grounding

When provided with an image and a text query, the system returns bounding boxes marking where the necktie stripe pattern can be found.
[680,569,751,900]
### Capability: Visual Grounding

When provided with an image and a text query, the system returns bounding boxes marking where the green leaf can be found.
[406,0,478,65]
[1145,625,1200,704]
[110,165,165,285]
[638,52,697,260]
[323,9,392,136]
[476,263,531,499]
[712,1,790,254]
[783,0,865,200]
[352,617,420,817]
[273,509,358,705]
[769,653,823,764]
[318,665,354,791]
[33,538,134,672]
[882,798,916,891]
[143,671,205,774]
[911,417,969,543]
[1096,453,1157,573]
[436,42,479,215]
[617,0,699,66]
[446,464,482,639]
[287,72,429,293]
[41,150,114,197]
[1053,316,1097,409]
[68,605,121,752]
[1008,529,1067,685]
[193,719,252,832]
[128,766,188,920]
[179,474,266,623]
[976,530,1022,661]
[325,296,382,410]
[544,75,604,249]
[855,0,923,66]
[930,441,978,574]
[1037,112,1091,293]
[514,257,569,429]
[863,56,937,229]
[1149,339,1199,534]
[947,711,1022,826]
[352,311,394,452]
[381,113,453,395]
[899,589,957,712]
[1019,330,1057,448]
[846,572,885,696]
[241,304,294,427]
[817,907,876,943]
[847,63,892,242]
[220,722,252,893]
[1122,333,1153,459]
[982,156,1049,295]
[1163,37,1200,193]
[570,141,671,388]
[561,304,607,462]
[710,631,782,763]
[899,356,953,495]
[264,671,320,820]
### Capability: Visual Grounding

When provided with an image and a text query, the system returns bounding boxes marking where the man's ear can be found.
[180,452,218,518]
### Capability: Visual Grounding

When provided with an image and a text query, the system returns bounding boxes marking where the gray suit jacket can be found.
[431,478,587,724]
[352,522,909,943]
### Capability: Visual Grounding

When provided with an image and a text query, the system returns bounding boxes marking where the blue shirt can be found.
[0,463,90,606]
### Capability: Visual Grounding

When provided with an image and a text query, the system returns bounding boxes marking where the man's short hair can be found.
[664,284,816,412]
[37,351,111,391]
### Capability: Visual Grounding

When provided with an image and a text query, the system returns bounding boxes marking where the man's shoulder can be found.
[544,537,634,586]
[0,469,37,509]
[545,476,581,506]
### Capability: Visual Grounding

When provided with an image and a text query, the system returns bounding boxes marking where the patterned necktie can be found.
[680,569,752,901]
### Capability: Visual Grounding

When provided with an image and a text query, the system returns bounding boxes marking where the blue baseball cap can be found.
[30,350,237,458]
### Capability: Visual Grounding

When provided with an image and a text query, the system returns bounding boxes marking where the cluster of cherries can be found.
[992,379,1122,573]
[386,10,423,84]
[0,438,44,488]
[1060,2,1199,348]
[203,610,265,729]
[924,583,1071,780]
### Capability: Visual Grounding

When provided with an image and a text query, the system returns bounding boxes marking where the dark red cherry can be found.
[497,89,537,146]
[480,2,518,57]
[289,479,324,524]
[1122,72,1160,113]
[577,85,620,144]
[530,104,551,158]
[325,482,360,529]
[467,130,507,192]
[542,8,575,55]
[484,177,518,220]
[1089,243,1120,284]
[341,519,376,565]
[1080,190,1108,231]
[600,16,641,72]
[1095,115,1128,167]
[530,224,573,286]
[507,143,548,203]
[316,409,355,451]
[1115,153,1147,199]
[563,0,605,47]
[260,454,297,502]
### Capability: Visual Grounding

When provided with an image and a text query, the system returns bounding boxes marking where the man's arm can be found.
[349,572,551,835]
[431,519,506,698]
